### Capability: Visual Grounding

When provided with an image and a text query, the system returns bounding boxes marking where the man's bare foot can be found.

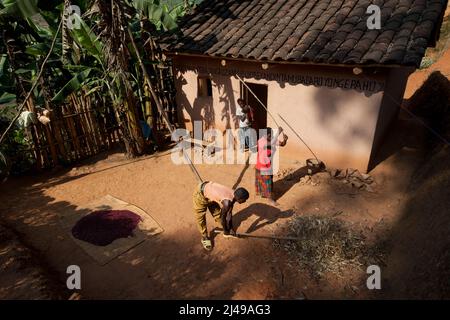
[201,237,212,251]
[223,229,238,238]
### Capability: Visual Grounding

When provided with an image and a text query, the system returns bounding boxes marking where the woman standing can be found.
[255,127,288,206]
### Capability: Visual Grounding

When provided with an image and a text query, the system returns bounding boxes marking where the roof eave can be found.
[164,51,414,69]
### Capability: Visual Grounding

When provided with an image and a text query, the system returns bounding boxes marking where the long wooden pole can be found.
[213,229,300,241]
[127,28,203,183]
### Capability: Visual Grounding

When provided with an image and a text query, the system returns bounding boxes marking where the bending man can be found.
[193,181,249,251]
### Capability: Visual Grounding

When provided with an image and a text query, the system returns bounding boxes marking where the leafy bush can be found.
[0,117,36,176]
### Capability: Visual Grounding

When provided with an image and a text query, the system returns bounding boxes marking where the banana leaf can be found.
[0,54,7,78]
[25,42,50,56]
[0,92,16,104]
[51,68,92,102]
[69,14,104,66]
[133,0,180,31]
[0,0,38,18]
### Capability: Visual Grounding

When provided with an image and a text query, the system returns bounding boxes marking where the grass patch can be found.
[274,215,387,280]
[421,14,450,68]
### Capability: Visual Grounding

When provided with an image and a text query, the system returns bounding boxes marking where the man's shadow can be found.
[232,203,294,234]
[209,204,294,245]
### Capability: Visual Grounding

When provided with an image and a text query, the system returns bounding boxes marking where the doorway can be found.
[241,82,268,135]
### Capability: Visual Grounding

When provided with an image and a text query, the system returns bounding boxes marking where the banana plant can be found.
[132,0,200,31]
[1,0,202,163]
[68,13,104,67]
[51,67,93,102]
[0,0,39,19]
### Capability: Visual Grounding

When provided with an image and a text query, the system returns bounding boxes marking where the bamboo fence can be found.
[15,38,178,170]
[23,92,122,169]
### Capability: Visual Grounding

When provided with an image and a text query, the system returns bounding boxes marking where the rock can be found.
[346,168,357,177]
[329,168,339,177]
[351,180,364,189]
[365,177,374,184]
[337,169,347,178]
[361,173,371,180]
[300,175,311,184]
[351,170,364,180]
[311,172,329,184]
[365,185,376,193]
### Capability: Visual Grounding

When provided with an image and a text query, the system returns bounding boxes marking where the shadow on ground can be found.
[233,203,294,234]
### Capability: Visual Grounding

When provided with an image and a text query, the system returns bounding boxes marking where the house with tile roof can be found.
[160,0,448,171]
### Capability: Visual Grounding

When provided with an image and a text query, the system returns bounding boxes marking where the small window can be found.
[198,77,213,97]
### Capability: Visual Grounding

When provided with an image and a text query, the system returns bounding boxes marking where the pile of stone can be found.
[299,172,331,186]
[329,168,376,192]
[276,168,295,180]
[299,175,312,185]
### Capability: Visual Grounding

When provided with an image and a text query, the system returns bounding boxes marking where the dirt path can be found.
[0,223,66,299]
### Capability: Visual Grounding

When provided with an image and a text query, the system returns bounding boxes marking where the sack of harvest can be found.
[17,111,37,128]
[38,115,51,125]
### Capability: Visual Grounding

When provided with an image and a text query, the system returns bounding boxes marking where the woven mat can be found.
[58,195,163,265]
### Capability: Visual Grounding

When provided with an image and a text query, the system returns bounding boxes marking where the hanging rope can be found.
[235,74,320,163]
[277,114,320,163]
[127,28,204,183]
